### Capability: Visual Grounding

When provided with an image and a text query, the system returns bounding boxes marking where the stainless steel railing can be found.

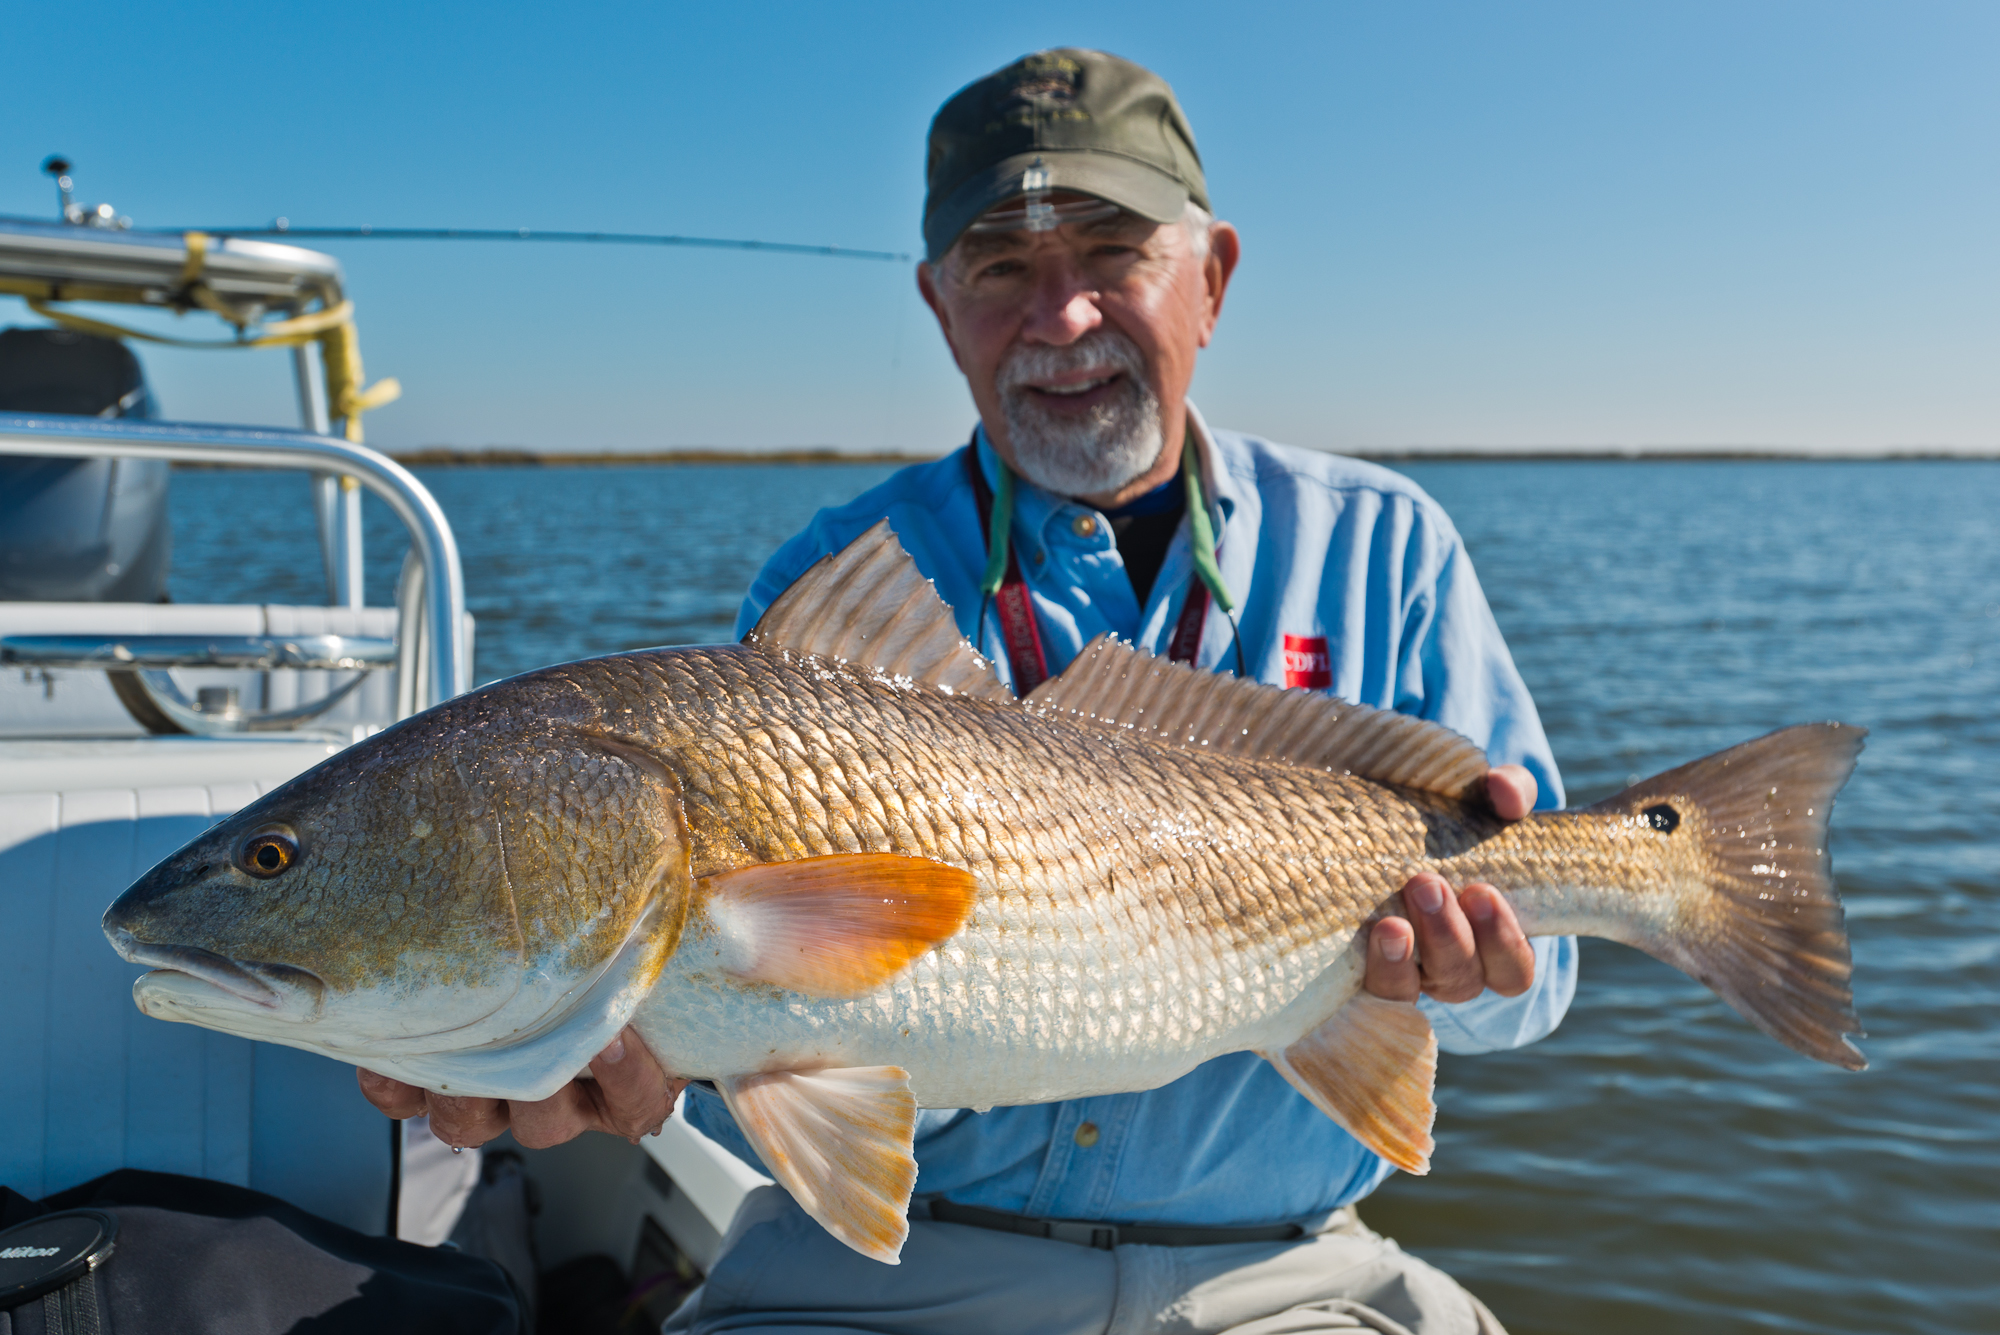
[0,411,468,707]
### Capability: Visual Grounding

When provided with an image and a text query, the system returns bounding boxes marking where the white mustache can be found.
[997,329,1147,394]
[994,327,1163,498]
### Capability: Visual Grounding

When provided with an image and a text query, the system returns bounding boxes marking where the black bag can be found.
[0,1169,521,1335]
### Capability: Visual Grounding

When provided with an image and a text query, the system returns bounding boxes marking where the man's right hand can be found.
[357,1026,685,1150]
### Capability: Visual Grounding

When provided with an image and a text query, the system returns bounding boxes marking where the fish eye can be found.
[1642,803,1680,834]
[240,829,299,878]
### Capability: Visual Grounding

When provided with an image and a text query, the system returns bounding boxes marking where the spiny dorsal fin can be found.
[1027,635,1490,798]
[746,519,1011,702]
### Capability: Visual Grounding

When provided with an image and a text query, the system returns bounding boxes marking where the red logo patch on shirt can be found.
[1282,634,1332,690]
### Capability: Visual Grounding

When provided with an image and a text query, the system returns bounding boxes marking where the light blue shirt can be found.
[687,407,1578,1225]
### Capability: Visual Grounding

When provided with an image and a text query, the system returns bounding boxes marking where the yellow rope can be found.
[28,296,360,348]
[7,231,402,441]
[178,230,209,287]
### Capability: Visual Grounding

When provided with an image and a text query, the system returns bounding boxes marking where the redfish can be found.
[104,522,1865,1262]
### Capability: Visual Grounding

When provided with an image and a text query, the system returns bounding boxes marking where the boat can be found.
[0,179,764,1328]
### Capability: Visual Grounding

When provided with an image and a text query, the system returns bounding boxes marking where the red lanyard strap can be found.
[964,440,1228,696]
[965,444,1051,694]
[1167,580,1209,664]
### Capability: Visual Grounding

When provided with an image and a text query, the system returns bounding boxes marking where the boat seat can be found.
[0,743,397,1234]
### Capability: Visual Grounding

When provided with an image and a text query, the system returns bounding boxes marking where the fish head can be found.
[103,670,692,1073]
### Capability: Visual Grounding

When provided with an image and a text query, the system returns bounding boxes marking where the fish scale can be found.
[629,646,1451,1102]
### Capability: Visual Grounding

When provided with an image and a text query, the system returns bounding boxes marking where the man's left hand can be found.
[356,1028,686,1151]
[1365,764,1539,1004]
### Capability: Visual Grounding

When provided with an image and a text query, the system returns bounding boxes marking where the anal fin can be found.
[719,1066,918,1263]
[1260,994,1438,1174]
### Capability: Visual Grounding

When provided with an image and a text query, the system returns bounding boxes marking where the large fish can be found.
[103,523,1866,1262]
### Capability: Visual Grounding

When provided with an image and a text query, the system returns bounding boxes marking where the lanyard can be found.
[966,434,1243,697]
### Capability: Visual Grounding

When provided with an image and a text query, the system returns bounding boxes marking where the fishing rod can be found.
[27,155,913,263]
[169,224,911,264]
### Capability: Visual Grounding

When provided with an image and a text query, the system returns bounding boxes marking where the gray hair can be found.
[930,199,1219,280]
[1182,200,1214,262]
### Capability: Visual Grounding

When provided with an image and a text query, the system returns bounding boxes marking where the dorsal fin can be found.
[1027,636,1490,798]
[746,520,1012,702]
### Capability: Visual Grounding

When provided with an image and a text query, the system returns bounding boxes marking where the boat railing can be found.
[0,411,468,716]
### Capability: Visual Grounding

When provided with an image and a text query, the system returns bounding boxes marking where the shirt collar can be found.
[973,402,1235,540]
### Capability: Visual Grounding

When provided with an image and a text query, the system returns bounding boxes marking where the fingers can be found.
[423,1095,512,1150]
[1402,872,1485,1003]
[356,1065,509,1149]
[586,1027,687,1143]
[1461,884,1536,998]
[1363,917,1421,1002]
[508,1082,604,1150]
[509,1028,686,1149]
[356,1068,427,1119]
[1486,765,1537,822]
[354,1027,687,1153]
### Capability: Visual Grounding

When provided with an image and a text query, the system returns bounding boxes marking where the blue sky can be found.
[3,2,1996,454]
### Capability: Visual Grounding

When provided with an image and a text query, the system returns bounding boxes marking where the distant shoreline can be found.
[376,446,2000,467]
[165,446,2000,471]
[387,447,941,467]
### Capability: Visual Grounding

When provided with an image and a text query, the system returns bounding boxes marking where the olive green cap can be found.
[923,48,1208,263]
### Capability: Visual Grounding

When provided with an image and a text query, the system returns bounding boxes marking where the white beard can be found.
[996,328,1165,498]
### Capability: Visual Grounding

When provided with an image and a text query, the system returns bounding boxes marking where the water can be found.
[169,459,1999,1335]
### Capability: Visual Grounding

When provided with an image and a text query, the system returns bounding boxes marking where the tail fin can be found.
[1588,722,1868,1071]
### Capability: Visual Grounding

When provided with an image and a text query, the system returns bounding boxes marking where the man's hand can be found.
[356,1026,685,1151]
[1365,765,1539,1004]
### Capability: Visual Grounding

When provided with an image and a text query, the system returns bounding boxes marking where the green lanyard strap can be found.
[976,432,1245,677]
[981,435,1236,609]
[980,462,1015,597]
[1179,434,1236,615]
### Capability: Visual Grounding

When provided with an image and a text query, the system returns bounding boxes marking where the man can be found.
[365,48,1576,1334]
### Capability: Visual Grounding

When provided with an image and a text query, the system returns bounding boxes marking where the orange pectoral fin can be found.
[1260,993,1438,1174]
[701,853,976,998]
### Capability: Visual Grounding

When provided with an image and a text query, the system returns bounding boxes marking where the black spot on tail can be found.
[1591,722,1869,1071]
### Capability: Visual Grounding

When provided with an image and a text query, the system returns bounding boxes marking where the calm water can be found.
[170,460,2000,1335]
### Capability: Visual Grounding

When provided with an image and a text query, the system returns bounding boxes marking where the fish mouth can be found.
[109,928,325,1015]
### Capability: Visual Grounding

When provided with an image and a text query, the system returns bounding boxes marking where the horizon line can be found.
[364,444,2000,467]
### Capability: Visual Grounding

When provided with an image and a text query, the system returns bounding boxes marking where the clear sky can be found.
[3,1,1996,455]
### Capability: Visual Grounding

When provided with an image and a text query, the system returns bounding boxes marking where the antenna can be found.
[41,155,75,223]
[37,156,130,229]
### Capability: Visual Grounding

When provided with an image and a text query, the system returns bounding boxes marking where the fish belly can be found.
[635,880,1373,1110]
[631,662,1442,1105]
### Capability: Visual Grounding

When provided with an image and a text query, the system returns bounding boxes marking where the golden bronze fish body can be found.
[103,521,1865,1263]
[615,643,1456,1097]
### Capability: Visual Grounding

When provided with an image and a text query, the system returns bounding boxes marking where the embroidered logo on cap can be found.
[1282,634,1332,690]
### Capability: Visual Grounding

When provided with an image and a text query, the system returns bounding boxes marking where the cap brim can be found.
[924,150,1190,263]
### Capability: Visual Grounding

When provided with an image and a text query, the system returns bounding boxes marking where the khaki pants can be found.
[666,1188,1508,1335]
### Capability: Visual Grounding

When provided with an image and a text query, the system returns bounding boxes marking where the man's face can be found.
[918,197,1239,507]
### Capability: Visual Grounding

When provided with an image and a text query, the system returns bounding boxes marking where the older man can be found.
[366,48,1575,1334]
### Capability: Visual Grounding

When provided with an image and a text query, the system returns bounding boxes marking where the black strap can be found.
[928,1197,1303,1250]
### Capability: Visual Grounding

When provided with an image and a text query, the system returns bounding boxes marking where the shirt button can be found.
[1073,1121,1100,1148]
[1031,548,1045,564]
[1072,515,1098,538]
